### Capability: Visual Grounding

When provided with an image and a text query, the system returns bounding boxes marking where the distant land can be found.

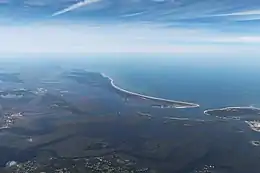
[204,106,260,117]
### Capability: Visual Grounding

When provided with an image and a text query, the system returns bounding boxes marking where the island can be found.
[204,106,260,117]
[101,73,200,109]
[205,106,260,132]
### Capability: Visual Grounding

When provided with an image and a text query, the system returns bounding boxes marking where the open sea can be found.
[77,54,260,111]
[6,54,260,111]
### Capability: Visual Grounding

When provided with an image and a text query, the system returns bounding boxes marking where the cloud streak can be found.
[213,10,260,17]
[198,9,260,21]
[52,0,101,17]
[212,36,260,43]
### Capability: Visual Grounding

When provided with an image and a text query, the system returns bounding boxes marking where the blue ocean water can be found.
[89,55,260,110]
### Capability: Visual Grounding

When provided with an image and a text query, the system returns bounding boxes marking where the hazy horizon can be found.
[0,0,260,55]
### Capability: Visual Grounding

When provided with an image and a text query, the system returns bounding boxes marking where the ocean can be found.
[76,54,260,110]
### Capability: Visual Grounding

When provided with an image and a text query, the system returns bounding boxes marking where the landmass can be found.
[0,68,259,173]
[5,154,152,173]
[204,106,260,117]
[204,107,260,132]
[0,73,23,83]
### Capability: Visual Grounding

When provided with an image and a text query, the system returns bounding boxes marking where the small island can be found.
[204,106,260,117]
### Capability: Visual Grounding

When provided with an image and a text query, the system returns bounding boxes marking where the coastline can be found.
[204,106,260,115]
[245,120,260,132]
[101,73,200,109]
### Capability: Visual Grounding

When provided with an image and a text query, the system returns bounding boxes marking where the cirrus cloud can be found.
[52,0,101,17]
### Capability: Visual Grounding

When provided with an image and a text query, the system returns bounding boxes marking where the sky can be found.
[0,0,260,54]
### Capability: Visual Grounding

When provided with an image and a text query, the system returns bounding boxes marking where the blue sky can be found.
[0,0,260,54]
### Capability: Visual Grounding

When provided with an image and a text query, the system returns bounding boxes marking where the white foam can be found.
[101,73,199,109]
[245,120,260,132]
[6,161,17,167]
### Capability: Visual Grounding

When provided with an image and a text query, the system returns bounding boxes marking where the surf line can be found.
[101,73,199,109]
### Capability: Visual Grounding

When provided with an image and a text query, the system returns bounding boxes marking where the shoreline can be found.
[204,106,260,115]
[101,73,199,109]
[245,120,260,132]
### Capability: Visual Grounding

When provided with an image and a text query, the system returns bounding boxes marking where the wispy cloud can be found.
[200,9,260,21]
[24,0,47,7]
[52,0,101,17]
[121,11,146,18]
[212,36,260,43]
[213,10,260,17]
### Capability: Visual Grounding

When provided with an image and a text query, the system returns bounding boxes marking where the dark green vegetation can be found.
[204,107,260,118]
[0,69,260,173]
